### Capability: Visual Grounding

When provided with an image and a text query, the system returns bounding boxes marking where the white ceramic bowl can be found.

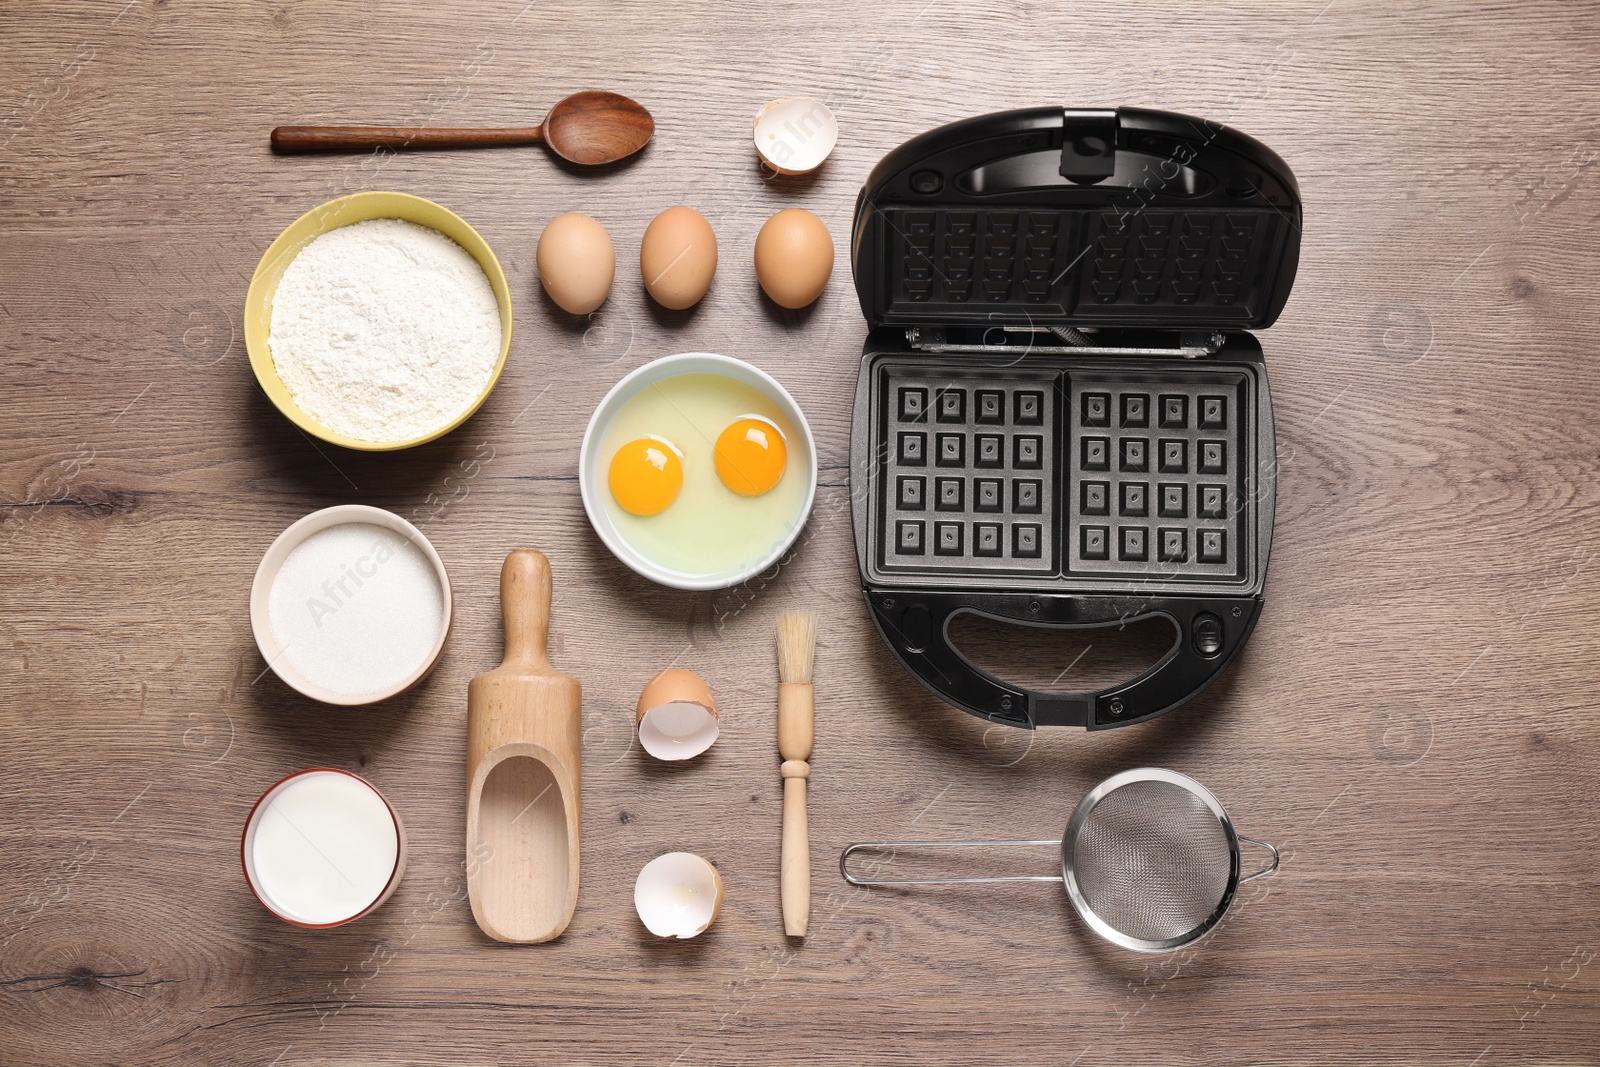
[579,352,818,591]
[249,505,452,705]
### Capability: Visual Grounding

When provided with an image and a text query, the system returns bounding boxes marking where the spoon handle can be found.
[271,125,545,152]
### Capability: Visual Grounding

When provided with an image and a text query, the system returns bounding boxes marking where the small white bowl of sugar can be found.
[251,505,452,705]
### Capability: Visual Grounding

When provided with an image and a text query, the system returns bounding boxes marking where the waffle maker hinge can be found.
[904,326,1225,359]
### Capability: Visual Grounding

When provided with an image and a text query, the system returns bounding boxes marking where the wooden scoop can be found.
[271,90,654,164]
[467,549,581,943]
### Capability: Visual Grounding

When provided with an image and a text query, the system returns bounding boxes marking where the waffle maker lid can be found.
[851,107,1302,333]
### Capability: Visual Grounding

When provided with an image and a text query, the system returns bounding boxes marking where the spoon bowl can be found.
[542,90,654,165]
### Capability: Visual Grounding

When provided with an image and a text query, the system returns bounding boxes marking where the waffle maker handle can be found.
[864,590,1262,729]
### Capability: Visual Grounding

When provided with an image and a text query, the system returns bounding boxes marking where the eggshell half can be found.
[753,98,838,175]
[636,668,719,761]
[634,852,724,939]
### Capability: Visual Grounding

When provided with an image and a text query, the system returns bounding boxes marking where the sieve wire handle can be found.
[840,839,1065,886]
[1238,835,1280,882]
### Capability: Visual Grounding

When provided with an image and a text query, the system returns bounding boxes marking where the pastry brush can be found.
[777,610,817,938]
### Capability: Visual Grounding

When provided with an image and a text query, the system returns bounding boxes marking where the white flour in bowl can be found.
[269,217,503,444]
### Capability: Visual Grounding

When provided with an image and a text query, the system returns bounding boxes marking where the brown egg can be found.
[754,208,834,309]
[537,212,614,315]
[640,206,718,310]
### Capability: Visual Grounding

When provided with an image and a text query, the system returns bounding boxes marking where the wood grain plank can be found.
[5,0,1600,1063]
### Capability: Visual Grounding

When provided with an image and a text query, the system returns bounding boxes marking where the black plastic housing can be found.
[847,107,1299,731]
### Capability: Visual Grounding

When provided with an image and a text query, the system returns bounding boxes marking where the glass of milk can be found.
[242,769,407,927]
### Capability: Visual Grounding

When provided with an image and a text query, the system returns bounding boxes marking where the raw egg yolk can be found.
[714,417,787,496]
[609,437,683,516]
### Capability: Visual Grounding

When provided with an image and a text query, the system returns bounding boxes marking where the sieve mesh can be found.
[1069,778,1233,945]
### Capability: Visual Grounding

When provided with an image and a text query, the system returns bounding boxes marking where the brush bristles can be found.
[776,610,817,684]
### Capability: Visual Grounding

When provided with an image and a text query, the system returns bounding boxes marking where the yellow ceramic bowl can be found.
[245,192,513,451]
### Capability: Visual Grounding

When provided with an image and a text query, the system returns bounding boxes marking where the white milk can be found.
[247,771,401,925]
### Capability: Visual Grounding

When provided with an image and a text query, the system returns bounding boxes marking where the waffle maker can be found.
[849,107,1300,730]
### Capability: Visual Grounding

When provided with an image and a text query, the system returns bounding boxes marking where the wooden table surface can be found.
[5,1,1600,1063]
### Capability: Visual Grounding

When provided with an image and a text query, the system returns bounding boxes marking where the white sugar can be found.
[267,522,444,699]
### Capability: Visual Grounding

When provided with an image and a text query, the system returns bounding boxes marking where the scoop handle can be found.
[271,126,546,152]
[501,549,552,670]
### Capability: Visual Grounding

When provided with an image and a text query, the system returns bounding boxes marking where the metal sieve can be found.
[840,768,1278,952]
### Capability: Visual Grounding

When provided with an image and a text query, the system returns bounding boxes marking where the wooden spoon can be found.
[466,549,582,944]
[271,90,653,164]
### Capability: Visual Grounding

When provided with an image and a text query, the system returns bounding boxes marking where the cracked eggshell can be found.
[753,97,838,175]
[634,852,723,939]
[636,668,719,761]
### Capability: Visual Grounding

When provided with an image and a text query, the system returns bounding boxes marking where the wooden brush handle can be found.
[781,761,810,937]
[779,681,813,937]
[271,125,545,153]
[500,549,552,670]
